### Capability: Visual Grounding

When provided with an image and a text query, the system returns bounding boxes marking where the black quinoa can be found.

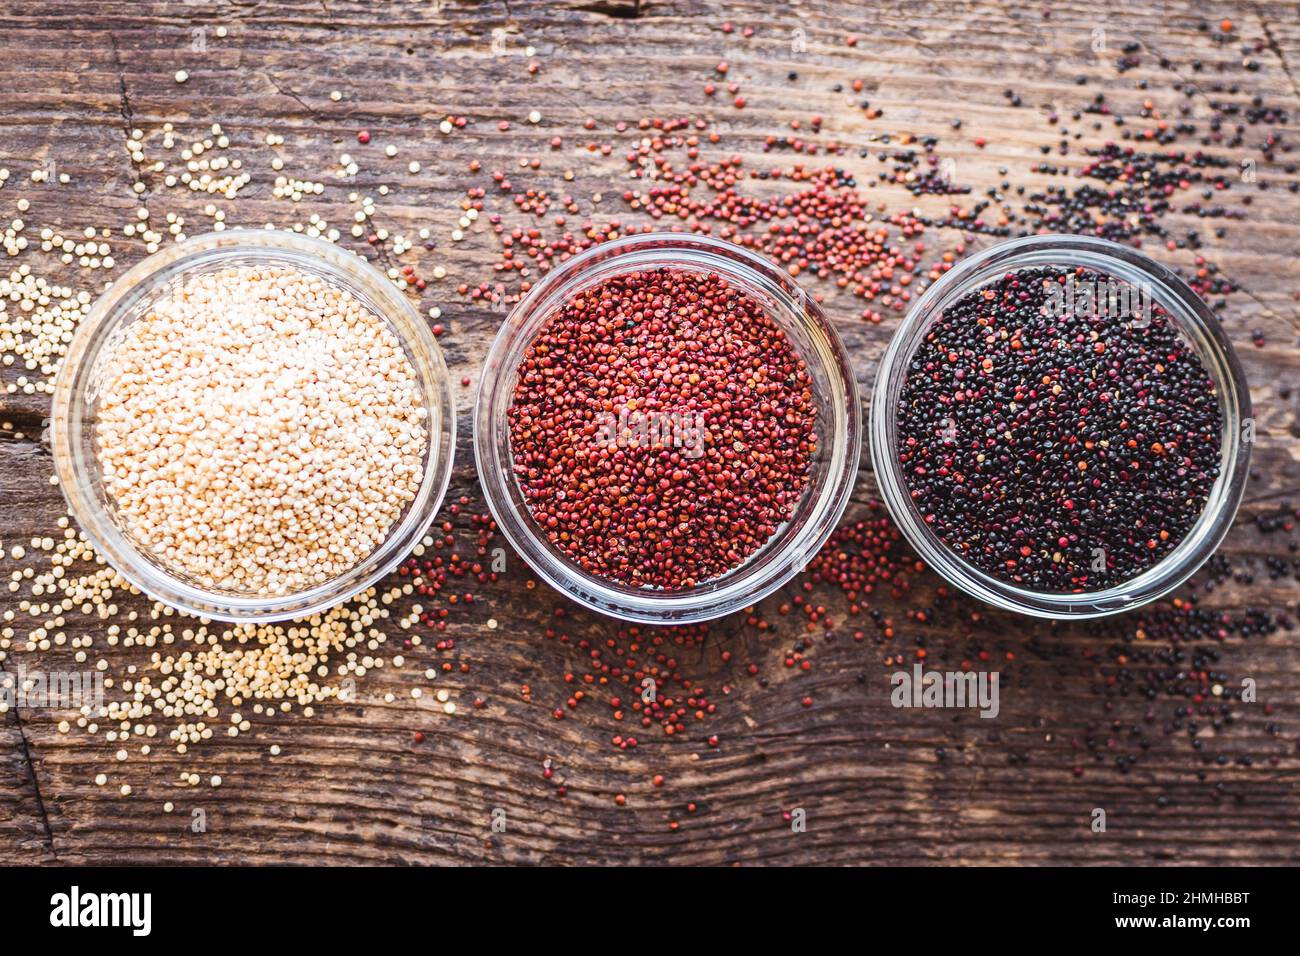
[897,265,1223,593]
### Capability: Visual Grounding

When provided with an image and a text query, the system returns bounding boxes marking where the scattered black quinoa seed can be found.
[897,265,1223,592]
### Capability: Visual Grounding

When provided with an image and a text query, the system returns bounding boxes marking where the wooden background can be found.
[2,0,1299,865]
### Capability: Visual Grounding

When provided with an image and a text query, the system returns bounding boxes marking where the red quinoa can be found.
[507,267,816,589]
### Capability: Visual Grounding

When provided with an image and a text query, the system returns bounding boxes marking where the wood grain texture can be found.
[1,0,1298,865]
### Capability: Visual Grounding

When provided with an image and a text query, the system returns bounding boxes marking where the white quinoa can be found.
[94,265,427,596]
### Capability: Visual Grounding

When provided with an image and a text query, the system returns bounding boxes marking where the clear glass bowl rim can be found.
[50,228,456,623]
[474,231,862,623]
[869,233,1252,619]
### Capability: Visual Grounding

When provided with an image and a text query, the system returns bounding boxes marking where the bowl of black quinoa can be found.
[871,234,1251,618]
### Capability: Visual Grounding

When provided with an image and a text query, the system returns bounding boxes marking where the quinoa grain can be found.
[95,266,428,595]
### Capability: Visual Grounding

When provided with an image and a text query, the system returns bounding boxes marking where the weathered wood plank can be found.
[0,0,1298,865]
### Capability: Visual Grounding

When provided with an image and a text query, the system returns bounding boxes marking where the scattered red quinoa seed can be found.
[802,502,923,613]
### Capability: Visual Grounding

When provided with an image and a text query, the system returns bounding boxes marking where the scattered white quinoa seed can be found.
[1,117,470,801]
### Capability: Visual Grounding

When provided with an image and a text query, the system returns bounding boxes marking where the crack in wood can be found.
[107,30,150,201]
[263,71,327,121]
[1260,17,1300,101]
[576,0,643,20]
[1,661,57,860]
[1229,279,1299,336]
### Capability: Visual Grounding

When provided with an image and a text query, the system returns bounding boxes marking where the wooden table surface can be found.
[2,0,1299,866]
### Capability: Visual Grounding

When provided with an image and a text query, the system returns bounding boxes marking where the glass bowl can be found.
[474,232,861,623]
[870,234,1251,619]
[50,229,455,623]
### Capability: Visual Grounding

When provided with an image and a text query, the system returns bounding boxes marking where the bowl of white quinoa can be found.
[50,229,455,622]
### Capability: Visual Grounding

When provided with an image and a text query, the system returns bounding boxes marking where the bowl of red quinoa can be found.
[871,234,1251,618]
[475,232,861,623]
[51,229,456,622]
